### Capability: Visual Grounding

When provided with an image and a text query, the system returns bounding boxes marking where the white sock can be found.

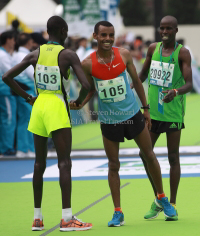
[34,208,42,220]
[62,208,72,222]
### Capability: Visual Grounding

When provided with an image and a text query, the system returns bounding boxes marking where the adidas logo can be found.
[170,123,177,128]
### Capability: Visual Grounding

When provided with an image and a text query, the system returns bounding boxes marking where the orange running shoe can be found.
[32,219,44,231]
[60,216,92,231]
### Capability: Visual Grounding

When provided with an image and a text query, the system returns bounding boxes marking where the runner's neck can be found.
[162,40,176,50]
[96,49,113,60]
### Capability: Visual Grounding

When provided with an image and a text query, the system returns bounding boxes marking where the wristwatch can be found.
[141,104,150,109]
[25,95,32,103]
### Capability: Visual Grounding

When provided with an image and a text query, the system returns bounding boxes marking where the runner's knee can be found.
[34,162,46,174]
[143,150,156,163]
[168,152,179,166]
[109,160,120,172]
[58,159,71,171]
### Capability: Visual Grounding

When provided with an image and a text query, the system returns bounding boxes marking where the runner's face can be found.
[95,25,115,51]
[159,21,177,43]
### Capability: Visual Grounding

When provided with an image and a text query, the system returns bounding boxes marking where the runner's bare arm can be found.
[138,43,157,82]
[80,58,96,106]
[120,48,151,129]
[162,47,193,103]
[2,50,38,105]
[59,50,91,106]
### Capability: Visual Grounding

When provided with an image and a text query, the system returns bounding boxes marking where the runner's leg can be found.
[52,128,72,208]
[102,135,120,208]
[166,130,181,204]
[33,134,48,208]
[139,131,160,196]
[134,126,163,193]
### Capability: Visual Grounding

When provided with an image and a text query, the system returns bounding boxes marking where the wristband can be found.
[141,104,150,109]
[25,95,32,103]
[173,89,179,97]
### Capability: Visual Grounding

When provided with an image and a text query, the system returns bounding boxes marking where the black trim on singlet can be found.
[57,49,71,123]
[34,47,41,95]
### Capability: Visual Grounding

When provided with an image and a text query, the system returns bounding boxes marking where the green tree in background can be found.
[166,0,200,24]
[119,0,150,26]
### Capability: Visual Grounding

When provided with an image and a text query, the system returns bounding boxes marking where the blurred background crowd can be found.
[1,0,200,157]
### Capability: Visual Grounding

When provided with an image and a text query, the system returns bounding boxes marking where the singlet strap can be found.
[90,51,97,63]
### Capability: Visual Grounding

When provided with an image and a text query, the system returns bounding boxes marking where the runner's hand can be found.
[29,97,37,106]
[70,100,83,110]
[162,90,175,103]
[143,109,152,130]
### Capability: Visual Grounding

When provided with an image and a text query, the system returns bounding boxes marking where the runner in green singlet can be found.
[139,15,192,220]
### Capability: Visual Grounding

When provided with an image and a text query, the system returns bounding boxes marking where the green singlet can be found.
[148,42,186,123]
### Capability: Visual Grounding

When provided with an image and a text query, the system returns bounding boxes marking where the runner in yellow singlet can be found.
[3,16,92,232]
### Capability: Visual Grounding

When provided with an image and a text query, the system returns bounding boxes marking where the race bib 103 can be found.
[35,64,61,91]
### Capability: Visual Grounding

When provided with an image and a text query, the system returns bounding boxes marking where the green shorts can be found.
[28,93,71,138]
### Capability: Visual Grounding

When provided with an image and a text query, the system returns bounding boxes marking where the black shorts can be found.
[150,119,185,134]
[100,110,145,142]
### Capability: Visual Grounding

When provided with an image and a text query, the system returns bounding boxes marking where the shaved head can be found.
[47,16,68,35]
[161,16,178,28]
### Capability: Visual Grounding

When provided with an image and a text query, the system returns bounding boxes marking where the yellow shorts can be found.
[28,93,71,138]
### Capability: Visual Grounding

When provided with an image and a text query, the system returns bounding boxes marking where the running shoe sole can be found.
[60,226,92,231]
[108,221,125,227]
[144,209,163,219]
[32,226,44,231]
[164,214,178,221]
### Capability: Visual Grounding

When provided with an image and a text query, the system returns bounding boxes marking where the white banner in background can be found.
[21,156,200,179]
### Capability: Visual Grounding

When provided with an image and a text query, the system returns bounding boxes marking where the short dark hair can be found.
[94,21,114,34]
[30,33,47,45]
[0,31,14,45]
[17,33,32,46]
[47,16,68,35]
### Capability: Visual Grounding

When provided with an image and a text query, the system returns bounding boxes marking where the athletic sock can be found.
[62,208,72,222]
[157,193,166,200]
[115,207,122,213]
[34,208,42,220]
[171,203,176,209]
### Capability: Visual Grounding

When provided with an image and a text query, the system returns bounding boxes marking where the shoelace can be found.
[112,212,121,220]
[72,216,84,223]
[161,198,172,210]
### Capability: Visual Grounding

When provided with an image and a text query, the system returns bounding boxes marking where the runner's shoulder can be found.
[25,48,39,65]
[118,47,131,56]
[147,43,157,56]
[82,54,92,73]
[179,46,191,58]
[59,48,77,59]
[82,54,92,67]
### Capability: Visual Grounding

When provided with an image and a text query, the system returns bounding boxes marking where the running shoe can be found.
[32,219,44,231]
[156,197,178,221]
[108,211,124,227]
[165,204,178,221]
[60,216,92,231]
[144,199,163,219]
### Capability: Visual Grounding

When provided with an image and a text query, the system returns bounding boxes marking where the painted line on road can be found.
[40,182,130,235]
